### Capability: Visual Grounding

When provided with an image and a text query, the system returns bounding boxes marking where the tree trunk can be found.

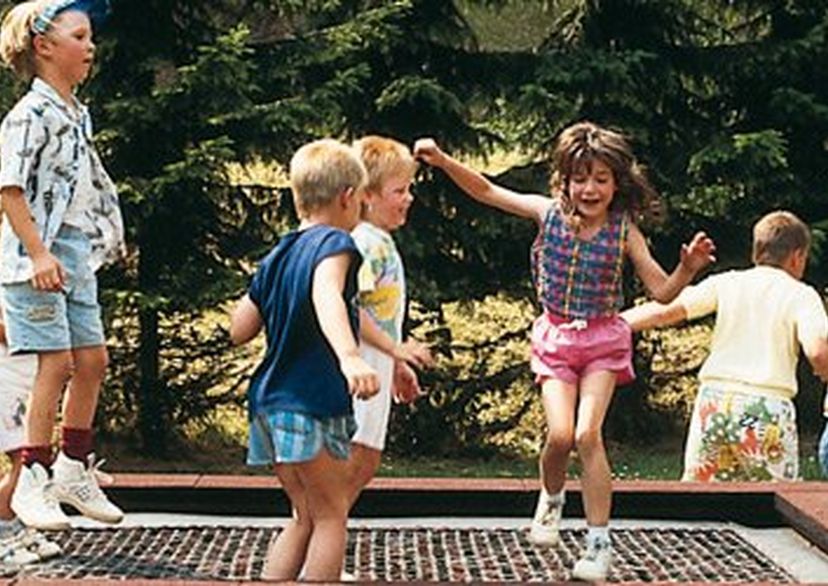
[137,233,167,456]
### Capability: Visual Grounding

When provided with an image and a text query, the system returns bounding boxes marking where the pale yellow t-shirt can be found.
[678,265,828,398]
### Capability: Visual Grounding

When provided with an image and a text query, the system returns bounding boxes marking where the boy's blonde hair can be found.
[752,210,811,266]
[352,135,417,194]
[289,138,367,218]
[0,0,51,80]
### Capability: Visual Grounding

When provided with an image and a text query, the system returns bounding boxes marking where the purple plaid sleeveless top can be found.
[531,203,628,319]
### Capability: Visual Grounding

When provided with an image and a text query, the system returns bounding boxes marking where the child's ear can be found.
[340,186,357,208]
[32,34,52,57]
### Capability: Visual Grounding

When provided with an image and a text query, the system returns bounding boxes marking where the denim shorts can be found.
[247,410,357,465]
[1,224,105,353]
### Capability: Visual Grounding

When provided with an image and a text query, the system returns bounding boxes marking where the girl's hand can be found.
[340,354,380,400]
[31,251,67,292]
[392,361,425,404]
[392,339,434,369]
[413,138,446,168]
[680,231,716,273]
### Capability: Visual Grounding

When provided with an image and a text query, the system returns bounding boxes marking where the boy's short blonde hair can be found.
[0,0,51,80]
[352,135,417,194]
[289,138,367,218]
[752,210,811,266]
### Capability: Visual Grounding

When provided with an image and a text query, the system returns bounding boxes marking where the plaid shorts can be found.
[819,421,828,478]
[247,410,356,465]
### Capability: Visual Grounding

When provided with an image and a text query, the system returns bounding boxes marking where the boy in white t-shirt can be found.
[347,136,433,503]
[623,210,828,481]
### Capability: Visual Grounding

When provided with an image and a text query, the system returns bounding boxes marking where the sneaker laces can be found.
[78,456,113,501]
[86,455,114,487]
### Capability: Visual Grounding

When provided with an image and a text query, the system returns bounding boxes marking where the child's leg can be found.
[570,370,616,582]
[62,346,107,433]
[295,448,351,582]
[50,345,122,524]
[539,379,578,493]
[60,345,108,458]
[0,451,22,520]
[10,352,73,530]
[529,378,577,546]
[346,444,382,506]
[25,351,73,452]
[573,370,616,527]
[262,464,311,581]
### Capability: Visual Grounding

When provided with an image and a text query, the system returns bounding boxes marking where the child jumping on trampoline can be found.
[623,210,828,482]
[0,0,124,531]
[414,122,715,582]
[347,135,433,507]
[230,138,379,582]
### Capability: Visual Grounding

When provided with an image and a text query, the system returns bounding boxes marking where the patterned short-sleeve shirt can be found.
[0,78,124,283]
[352,221,406,342]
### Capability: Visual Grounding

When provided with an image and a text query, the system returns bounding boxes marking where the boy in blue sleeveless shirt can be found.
[230,138,379,582]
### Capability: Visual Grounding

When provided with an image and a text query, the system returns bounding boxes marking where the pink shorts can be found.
[530,312,634,385]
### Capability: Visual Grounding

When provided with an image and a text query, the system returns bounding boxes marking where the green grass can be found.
[105,432,822,481]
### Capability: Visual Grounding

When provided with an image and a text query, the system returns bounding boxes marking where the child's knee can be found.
[575,427,603,454]
[73,347,109,381]
[545,430,574,455]
[39,351,74,385]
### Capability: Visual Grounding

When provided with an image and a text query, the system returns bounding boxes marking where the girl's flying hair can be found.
[549,121,660,228]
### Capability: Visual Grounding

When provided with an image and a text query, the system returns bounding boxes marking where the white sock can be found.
[542,486,565,503]
[586,525,611,547]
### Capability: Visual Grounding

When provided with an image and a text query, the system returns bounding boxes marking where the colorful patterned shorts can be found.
[683,384,798,482]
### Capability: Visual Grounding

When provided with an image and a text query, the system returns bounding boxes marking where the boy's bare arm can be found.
[620,299,688,332]
[802,338,828,383]
[359,308,433,368]
[413,138,551,224]
[229,294,263,345]
[313,253,379,399]
[1,186,66,291]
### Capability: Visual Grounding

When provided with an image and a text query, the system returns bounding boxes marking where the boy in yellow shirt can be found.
[623,210,828,481]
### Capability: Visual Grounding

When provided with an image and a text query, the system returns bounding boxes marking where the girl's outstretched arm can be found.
[413,138,551,224]
[627,225,716,303]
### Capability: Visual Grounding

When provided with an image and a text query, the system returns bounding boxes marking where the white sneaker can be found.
[51,452,123,524]
[528,488,564,546]
[19,527,62,560]
[571,538,612,582]
[10,464,71,531]
[0,519,39,572]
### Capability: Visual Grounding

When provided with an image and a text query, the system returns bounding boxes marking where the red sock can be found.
[21,445,53,468]
[61,427,94,462]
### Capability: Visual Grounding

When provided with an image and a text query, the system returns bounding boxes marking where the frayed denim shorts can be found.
[247,410,357,465]
[2,224,105,353]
